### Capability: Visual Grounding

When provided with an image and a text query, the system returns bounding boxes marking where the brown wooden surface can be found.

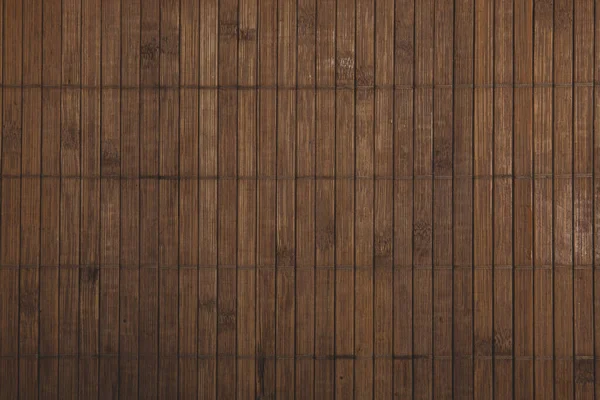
[0,0,598,398]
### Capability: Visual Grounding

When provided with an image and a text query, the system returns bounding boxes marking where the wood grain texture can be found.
[0,0,597,398]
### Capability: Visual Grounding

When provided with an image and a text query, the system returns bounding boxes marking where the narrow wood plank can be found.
[433,0,452,391]
[79,0,101,396]
[58,267,79,398]
[296,1,316,395]
[355,89,375,400]
[158,268,178,399]
[198,2,218,397]
[474,0,494,389]
[295,232,315,398]
[533,71,554,399]
[455,0,474,87]
[99,4,121,397]
[138,3,160,398]
[179,1,200,397]
[156,0,180,397]
[19,65,39,392]
[333,0,355,397]
[393,88,413,397]
[355,268,373,400]
[0,0,22,391]
[354,1,374,396]
[3,0,21,111]
[255,1,277,398]
[513,96,534,400]
[237,266,256,400]
[315,268,335,400]
[20,183,40,400]
[275,4,296,398]
[198,268,217,400]
[21,24,43,400]
[513,2,534,395]
[99,267,119,399]
[276,267,295,399]
[158,174,179,400]
[433,178,452,400]
[99,187,119,400]
[139,0,160,179]
[216,74,238,400]
[374,1,394,392]
[79,267,99,398]
[39,1,61,393]
[314,0,335,394]
[0,183,18,397]
[139,187,159,400]
[275,213,297,395]
[120,116,141,394]
[139,265,159,400]
[395,0,414,86]
[453,94,473,400]
[216,0,238,395]
[414,16,434,388]
[493,2,513,395]
[0,0,20,397]
[433,91,453,400]
[432,269,452,400]
[454,4,474,399]
[374,265,393,400]
[276,168,296,398]
[236,1,257,396]
[60,0,81,395]
[413,180,433,400]
[574,1,595,396]
[119,2,141,397]
[554,0,575,394]
[0,274,19,399]
[179,183,198,400]
[414,0,434,392]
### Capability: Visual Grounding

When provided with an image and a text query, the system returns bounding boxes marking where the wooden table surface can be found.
[0,0,597,398]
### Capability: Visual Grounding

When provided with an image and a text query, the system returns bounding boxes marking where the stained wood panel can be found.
[1,0,598,398]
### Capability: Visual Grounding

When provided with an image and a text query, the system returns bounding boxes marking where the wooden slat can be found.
[574,0,595,397]
[355,0,374,396]
[39,3,61,397]
[414,5,434,399]
[473,0,493,396]
[156,0,180,398]
[237,1,257,397]
[60,68,81,400]
[275,2,296,398]
[394,89,413,398]
[197,2,218,397]
[433,0,452,390]
[314,0,335,395]
[255,0,277,398]
[216,0,238,398]
[374,2,394,396]
[120,1,141,398]
[0,0,20,397]
[532,0,554,396]
[296,1,316,396]
[79,0,101,397]
[554,0,575,397]
[99,1,120,397]
[493,1,513,396]
[513,2,534,398]
[20,26,42,400]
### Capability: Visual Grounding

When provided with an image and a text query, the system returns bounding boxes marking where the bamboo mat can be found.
[0,0,598,398]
